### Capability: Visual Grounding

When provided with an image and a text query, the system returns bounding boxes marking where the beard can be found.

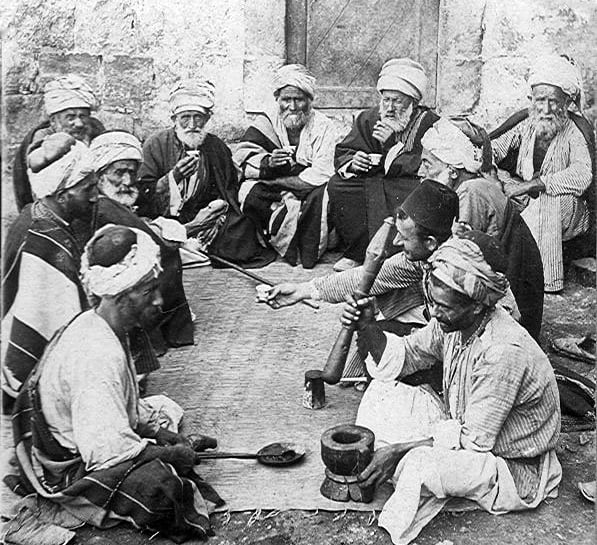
[529,106,567,142]
[281,108,311,131]
[380,102,414,133]
[175,126,208,149]
[98,178,139,208]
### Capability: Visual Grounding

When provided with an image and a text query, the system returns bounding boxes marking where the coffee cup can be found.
[368,153,382,166]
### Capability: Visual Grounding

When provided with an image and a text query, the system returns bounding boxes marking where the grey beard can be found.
[98,179,139,208]
[282,110,310,131]
[529,109,567,143]
[175,126,207,149]
[381,103,414,133]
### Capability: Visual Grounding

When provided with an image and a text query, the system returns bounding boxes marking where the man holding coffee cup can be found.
[328,58,439,272]
[234,64,342,268]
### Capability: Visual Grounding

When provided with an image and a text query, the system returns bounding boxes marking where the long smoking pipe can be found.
[320,217,394,384]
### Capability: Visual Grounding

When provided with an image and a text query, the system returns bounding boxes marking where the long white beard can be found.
[529,107,567,143]
[98,178,139,208]
[382,103,414,133]
[175,126,207,149]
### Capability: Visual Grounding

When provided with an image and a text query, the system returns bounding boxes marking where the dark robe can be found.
[136,128,275,269]
[328,106,439,261]
[12,118,105,212]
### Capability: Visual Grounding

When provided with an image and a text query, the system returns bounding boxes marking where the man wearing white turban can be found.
[233,64,342,268]
[328,58,439,272]
[419,117,544,340]
[12,74,105,211]
[11,225,224,542]
[138,79,275,268]
[490,54,594,292]
[2,151,98,409]
[342,232,561,545]
[87,130,196,354]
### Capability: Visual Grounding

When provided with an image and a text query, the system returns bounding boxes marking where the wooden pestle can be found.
[321,217,394,384]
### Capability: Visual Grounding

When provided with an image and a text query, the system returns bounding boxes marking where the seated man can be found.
[343,233,561,545]
[12,74,104,211]
[89,130,195,352]
[419,117,544,339]
[490,54,594,292]
[137,79,275,268]
[328,58,439,271]
[2,146,98,404]
[12,225,223,542]
[234,64,340,268]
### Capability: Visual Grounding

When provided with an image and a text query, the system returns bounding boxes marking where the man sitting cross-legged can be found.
[12,225,224,543]
[342,232,561,545]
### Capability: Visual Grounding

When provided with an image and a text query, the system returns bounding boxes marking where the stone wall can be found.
[2,0,596,216]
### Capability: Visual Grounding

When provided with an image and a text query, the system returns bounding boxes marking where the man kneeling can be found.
[12,225,223,542]
[342,233,561,545]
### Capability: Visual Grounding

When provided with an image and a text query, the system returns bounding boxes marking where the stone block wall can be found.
[2,0,596,217]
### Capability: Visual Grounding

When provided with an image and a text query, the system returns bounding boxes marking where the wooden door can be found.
[286,0,440,109]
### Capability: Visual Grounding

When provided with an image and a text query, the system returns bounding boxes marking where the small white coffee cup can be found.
[368,153,382,166]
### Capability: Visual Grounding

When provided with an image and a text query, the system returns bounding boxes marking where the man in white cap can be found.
[328,58,439,272]
[11,225,224,542]
[490,54,594,292]
[419,117,544,340]
[12,74,104,211]
[88,131,195,353]
[138,79,274,268]
[2,147,98,409]
[234,64,341,268]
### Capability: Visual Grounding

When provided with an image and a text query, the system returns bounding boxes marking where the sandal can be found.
[551,335,596,364]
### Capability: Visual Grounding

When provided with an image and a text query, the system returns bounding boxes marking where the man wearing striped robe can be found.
[490,54,594,292]
[2,144,98,407]
[234,64,341,268]
[344,234,561,545]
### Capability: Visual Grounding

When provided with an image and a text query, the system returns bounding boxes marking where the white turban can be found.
[421,118,483,173]
[376,58,427,102]
[273,64,316,99]
[90,131,143,173]
[81,224,162,298]
[44,75,96,116]
[529,54,583,110]
[29,140,95,199]
[169,79,216,116]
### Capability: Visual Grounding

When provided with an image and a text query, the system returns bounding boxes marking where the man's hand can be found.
[266,282,312,309]
[348,151,372,174]
[268,149,294,169]
[341,295,376,330]
[155,428,191,447]
[29,132,77,173]
[503,177,545,198]
[172,155,199,182]
[161,445,197,475]
[358,445,405,489]
[372,120,395,145]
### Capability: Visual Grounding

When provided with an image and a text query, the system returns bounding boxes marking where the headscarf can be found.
[81,224,162,298]
[272,64,316,99]
[429,234,509,307]
[90,131,143,173]
[376,58,427,102]
[421,118,483,174]
[44,75,96,116]
[29,140,95,199]
[169,79,216,116]
[529,54,584,111]
[400,179,459,236]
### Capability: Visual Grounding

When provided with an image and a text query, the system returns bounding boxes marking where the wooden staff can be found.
[201,252,320,310]
[321,217,394,384]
